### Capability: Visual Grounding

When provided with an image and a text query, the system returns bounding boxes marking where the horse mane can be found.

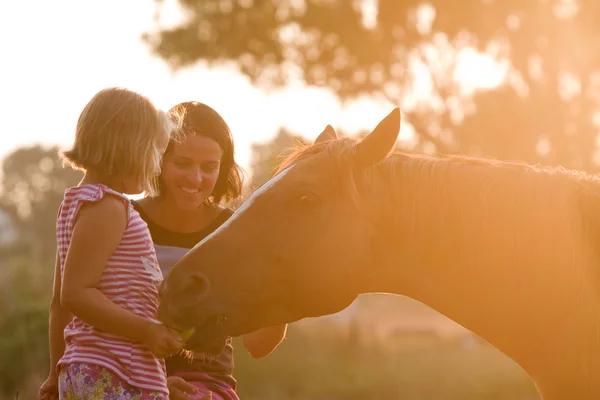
[275,137,360,174]
[276,135,600,204]
[393,150,600,296]
[275,137,600,286]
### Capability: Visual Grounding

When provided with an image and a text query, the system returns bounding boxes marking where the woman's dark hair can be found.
[161,101,245,205]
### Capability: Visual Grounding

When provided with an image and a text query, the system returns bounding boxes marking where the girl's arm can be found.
[47,250,73,376]
[60,195,160,344]
[242,324,288,359]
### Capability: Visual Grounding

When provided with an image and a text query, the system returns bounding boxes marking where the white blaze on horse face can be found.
[190,165,295,251]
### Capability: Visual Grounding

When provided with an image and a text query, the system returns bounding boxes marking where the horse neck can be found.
[357,153,600,381]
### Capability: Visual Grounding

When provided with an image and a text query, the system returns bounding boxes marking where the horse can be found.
[158,108,600,399]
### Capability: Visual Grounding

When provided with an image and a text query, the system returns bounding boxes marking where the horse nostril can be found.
[188,271,211,303]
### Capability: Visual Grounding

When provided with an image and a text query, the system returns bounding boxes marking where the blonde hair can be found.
[61,87,178,196]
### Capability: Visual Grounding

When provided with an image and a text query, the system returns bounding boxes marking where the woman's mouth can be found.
[181,187,200,195]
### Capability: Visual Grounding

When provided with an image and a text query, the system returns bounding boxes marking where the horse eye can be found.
[298,193,320,207]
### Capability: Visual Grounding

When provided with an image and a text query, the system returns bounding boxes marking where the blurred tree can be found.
[0,145,82,287]
[247,126,411,192]
[145,0,600,171]
[249,128,309,189]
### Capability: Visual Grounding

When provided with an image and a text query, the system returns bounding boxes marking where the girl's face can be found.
[122,130,170,195]
[161,135,223,210]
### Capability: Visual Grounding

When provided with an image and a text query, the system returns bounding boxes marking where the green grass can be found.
[232,326,540,400]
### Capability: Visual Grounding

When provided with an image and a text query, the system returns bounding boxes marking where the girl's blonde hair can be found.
[61,87,178,196]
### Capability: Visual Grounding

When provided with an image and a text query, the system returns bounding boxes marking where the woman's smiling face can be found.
[161,134,223,210]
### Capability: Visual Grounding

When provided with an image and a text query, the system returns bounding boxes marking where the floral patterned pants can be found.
[58,363,167,400]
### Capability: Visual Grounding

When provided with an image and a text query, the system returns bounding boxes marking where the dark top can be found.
[132,201,237,393]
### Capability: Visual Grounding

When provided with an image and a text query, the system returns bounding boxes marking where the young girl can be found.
[132,101,288,400]
[38,87,183,400]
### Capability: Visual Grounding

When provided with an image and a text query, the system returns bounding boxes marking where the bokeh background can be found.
[2,0,597,398]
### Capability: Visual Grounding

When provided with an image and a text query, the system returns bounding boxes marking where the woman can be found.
[133,101,287,400]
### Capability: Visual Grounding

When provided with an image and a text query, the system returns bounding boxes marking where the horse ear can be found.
[314,125,338,144]
[354,108,401,169]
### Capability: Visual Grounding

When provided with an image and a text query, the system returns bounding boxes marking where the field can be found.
[2,305,541,400]
[231,325,540,400]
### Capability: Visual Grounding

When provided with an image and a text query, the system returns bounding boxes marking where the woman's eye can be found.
[202,165,219,173]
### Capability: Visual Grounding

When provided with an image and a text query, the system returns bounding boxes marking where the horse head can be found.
[158,109,401,350]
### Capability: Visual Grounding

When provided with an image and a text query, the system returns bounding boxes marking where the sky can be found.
[0,0,506,177]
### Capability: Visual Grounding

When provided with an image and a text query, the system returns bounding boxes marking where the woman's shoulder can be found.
[131,197,149,212]
[210,206,235,227]
[215,205,235,219]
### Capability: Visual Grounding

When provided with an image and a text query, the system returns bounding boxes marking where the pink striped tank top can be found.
[56,184,168,395]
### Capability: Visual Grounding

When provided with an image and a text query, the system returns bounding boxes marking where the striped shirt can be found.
[56,184,168,395]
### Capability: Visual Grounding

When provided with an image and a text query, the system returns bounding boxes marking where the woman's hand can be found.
[38,373,59,400]
[167,376,204,399]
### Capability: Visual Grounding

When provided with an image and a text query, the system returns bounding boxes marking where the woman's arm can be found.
[60,196,167,346]
[242,324,288,359]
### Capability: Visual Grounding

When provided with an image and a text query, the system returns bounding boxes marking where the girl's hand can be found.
[38,373,59,400]
[167,376,199,399]
[143,322,183,358]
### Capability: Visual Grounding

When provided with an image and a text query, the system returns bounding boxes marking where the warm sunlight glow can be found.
[454,49,508,93]
[0,0,506,182]
[5,2,593,399]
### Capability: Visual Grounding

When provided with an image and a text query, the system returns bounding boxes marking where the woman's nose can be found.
[188,167,203,185]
